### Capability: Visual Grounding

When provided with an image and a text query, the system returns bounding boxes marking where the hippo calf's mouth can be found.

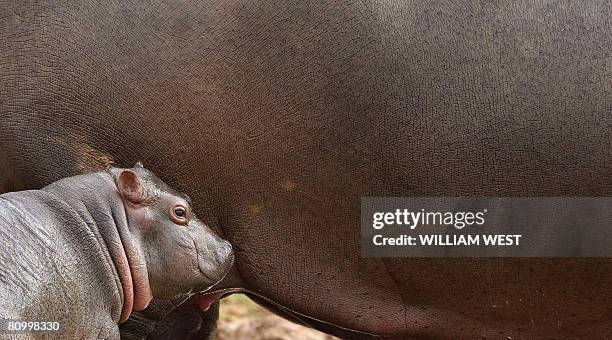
[194,291,225,312]
[194,241,216,283]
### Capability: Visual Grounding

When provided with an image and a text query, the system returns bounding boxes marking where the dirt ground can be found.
[216,294,338,340]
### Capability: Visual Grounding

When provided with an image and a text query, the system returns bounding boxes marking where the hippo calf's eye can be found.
[170,205,190,225]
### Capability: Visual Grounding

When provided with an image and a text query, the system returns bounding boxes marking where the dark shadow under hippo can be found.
[0,164,233,339]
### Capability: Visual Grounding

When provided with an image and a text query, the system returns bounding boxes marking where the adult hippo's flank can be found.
[0,164,233,338]
[1,0,612,339]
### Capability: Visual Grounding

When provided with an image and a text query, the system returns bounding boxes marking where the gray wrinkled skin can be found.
[0,166,233,339]
[0,190,120,339]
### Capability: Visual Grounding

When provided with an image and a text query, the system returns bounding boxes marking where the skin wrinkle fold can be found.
[113,202,153,315]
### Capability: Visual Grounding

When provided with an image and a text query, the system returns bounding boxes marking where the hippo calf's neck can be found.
[42,171,152,322]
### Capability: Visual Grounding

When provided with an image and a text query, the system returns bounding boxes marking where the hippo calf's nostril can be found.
[217,241,233,262]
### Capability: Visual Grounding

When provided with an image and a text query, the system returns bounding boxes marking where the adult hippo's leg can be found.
[148,300,220,340]
[120,297,218,340]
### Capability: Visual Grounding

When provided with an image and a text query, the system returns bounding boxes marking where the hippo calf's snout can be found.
[214,240,234,269]
[193,229,234,283]
[220,241,233,261]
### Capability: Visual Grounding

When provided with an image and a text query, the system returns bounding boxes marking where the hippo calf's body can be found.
[0,165,233,339]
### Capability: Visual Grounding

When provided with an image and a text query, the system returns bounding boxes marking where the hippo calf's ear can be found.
[117,170,146,204]
[134,161,144,168]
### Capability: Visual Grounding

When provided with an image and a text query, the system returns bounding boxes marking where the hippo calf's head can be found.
[109,163,234,302]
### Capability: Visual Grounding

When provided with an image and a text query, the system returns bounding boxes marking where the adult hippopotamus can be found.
[0,165,233,338]
[1,0,611,339]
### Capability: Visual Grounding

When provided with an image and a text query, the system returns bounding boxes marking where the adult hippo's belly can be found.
[2,1,612,339]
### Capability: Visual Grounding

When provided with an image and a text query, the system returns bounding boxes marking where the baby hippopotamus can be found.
[0,163,233,338]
